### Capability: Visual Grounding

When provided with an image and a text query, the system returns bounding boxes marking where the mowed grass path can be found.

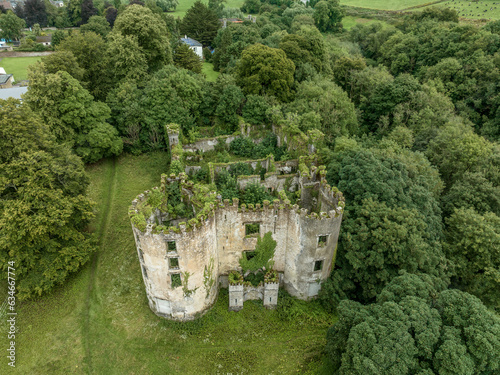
[340,0,442,10]
[5,152,335,374]
[0,56,41,82]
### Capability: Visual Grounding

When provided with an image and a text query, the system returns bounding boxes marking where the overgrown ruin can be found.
[129,133,344,321]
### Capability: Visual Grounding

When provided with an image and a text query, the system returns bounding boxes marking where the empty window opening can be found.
[171,274,181,288]
[244,251,256,261]
[167,241,177,252]
[245,223,260,236]
[235,299,237,304]
[314,260,324,272]
[169,257,179,269]
[318,235,328,247]
[269,297,272,302]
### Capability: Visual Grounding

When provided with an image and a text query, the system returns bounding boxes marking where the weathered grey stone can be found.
[130,161,344,321]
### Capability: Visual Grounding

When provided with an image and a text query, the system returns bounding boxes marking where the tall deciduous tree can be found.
[80,0,97,25]
[113,4,172,71]
[179,1,220,46]
[0,99,96,300]
[23,0,47,27]
[106,31,149,84]
[444,207,500,308]
[24,62,123,163]
[156,0,178,12]
[236,43,295,102]
[0,10,25,42]
[313,0,343,33]
[57,31,109,100]
[80,15,111,38]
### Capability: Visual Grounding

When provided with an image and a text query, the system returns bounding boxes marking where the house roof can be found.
[36,36,52,43]
[0,86,27,100]
[0,74,13,84]
[0,1,13,10]
[180,36,202,47]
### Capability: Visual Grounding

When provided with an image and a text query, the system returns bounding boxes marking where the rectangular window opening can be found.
[318,235,328,247]
[245,223,260,236]
[244,251,256,261]
[169,257,179,269]
[171,273,181,288]
[314,260,323,272]
[167,241,177,252]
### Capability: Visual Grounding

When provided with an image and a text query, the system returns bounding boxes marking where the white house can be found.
[180,35,203,59]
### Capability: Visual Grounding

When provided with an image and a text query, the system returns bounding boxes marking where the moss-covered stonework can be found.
[130,159,344,321]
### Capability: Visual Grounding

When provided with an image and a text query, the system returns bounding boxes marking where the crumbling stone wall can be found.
[130,166,344,321]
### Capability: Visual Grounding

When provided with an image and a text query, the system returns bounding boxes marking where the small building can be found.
[180,35,203,59]
[36,36,52,46]
[49,0,64,7]
[0,39,11,50]
[0,74,14,89]
[0,86,28,100]
[0,1,13,10]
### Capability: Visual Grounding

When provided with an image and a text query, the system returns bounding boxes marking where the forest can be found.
[0,0,499,373]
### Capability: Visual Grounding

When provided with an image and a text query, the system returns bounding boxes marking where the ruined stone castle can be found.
[130,152,344,321]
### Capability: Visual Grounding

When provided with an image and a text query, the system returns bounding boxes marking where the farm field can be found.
[0,56,41,82]
[340,0,442,10]
[1,152,336,374]
[424,0,500,20]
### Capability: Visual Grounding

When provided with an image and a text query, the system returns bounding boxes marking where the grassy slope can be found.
[0,56,41,82]
[5,152,335,374]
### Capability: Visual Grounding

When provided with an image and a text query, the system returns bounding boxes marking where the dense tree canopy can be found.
[0,11,25,42]
[0,99,96,300]
[113,4,172,72]
[24,63,123,163]
[236,43,295,102]
[326,274,500,374]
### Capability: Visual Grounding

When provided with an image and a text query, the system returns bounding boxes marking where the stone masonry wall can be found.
[131,176,343,320]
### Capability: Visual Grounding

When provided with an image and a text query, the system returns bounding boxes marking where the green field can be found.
[0,56,41,82]
[2,152,335,374]
[340,0,440,10]
[425,0,500,20]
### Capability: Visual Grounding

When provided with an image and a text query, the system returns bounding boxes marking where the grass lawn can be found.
[202,62,219,82]
[340,0,442,10]
[0,56,41,82]
[3,152,336,374]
